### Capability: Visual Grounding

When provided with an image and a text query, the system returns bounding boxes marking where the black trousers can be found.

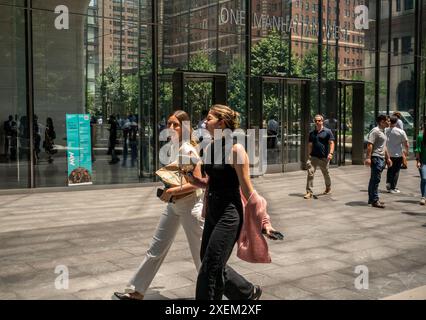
[386,157,403,190]
[196,190,253,300]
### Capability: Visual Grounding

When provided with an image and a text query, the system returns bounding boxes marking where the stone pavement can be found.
[0,161,425,300]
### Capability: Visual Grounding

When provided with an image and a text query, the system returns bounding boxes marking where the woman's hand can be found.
[417,161,422,169]
[160,188,173,203]
[263,225,276,238]
[263,225,284,240]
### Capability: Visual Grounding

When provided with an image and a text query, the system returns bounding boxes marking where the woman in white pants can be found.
[114,110,259,300]
[114,110,203,300]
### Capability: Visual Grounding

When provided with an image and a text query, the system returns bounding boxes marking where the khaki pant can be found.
[306,156,331,193]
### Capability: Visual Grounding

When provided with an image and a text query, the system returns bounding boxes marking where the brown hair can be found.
[393,111,402,119]
[171,110,190,124]
[210,104,240,130]
[169,110,196,146]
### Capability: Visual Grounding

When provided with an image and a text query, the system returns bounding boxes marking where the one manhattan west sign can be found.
[219,5,369,40]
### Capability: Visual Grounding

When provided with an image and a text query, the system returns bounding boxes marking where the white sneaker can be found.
[420,198,426,205]
[389,189,399,194]
[394,188,401,193]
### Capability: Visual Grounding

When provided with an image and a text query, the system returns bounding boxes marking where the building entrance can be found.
[325,80,365,166]
[172,71,227,128]
[251,76,310,173]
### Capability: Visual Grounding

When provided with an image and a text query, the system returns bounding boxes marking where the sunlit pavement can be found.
[0,161,425,300]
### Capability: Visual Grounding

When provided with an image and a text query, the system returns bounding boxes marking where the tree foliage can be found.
[228,59,246,126]
[184,52,216,124]
[251,31,298,77]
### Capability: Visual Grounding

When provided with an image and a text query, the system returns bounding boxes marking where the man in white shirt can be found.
[385,115,409,193]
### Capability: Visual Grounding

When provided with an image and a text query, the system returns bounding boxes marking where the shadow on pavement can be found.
[396,200,420,204]
[345,201,368,207]
[288,193,305,197]
[402,211,426,217]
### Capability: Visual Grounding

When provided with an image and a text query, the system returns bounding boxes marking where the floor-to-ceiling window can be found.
[0,0,29,189]
[0,0,423,189]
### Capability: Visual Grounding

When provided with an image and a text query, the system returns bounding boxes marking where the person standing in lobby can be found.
[304,114,335,199]
[365,114,392,208]
[385,115,409,193]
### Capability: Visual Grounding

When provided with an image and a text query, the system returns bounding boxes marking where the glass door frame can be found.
[172,70,227,112]
[251,76,311,173]
[335,80,365,166]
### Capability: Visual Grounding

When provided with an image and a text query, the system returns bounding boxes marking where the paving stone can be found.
[1,161,425,300]
[75,262,123,275]
[333,246,402,265]
[320,288,370,300]
[263,283,314,300]
[290,274,348,294]
[360,276,412,299]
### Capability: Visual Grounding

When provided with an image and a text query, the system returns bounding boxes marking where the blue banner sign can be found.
[66,114,93,186]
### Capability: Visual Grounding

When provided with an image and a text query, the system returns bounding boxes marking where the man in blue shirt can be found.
[304,114,335,199]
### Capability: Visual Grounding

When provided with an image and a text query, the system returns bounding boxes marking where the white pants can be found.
[129,192,204,294]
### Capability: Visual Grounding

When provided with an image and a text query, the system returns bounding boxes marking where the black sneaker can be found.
[250,285,262,300]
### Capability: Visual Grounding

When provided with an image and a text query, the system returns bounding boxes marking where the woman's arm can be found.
[232,144,254,202]
[184,161,209,189]
[166,182,198,196]
[232,144,276,236]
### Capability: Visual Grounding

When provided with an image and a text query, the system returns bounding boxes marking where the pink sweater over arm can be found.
[237,190,272,263]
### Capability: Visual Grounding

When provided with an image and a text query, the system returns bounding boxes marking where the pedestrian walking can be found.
[113,110,261,300]
[108,114,120,164]
[392,111,404,130]
[365,114,392,208]
[304,114,335,199]
[385,115,409,193]
[415,122,426,205]
[43,117,56,163]
[187,104,278,300]
[393,111,408,169]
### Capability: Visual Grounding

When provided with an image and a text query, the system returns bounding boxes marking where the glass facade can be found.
[0,0,423,189]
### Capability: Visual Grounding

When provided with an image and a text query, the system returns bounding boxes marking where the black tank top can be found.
[202,137,240,192]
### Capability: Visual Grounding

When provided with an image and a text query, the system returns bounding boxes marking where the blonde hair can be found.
[210,104,240,130]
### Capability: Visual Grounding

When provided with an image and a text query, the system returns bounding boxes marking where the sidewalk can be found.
[0,161,425,300]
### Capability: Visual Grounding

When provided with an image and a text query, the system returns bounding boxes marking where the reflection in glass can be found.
[0,5,29,189]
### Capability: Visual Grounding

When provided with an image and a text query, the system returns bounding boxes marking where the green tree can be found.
[123,74,138,115]
[228,59,246,126]
[251,31,297,76]
[250,32,301,121]
[299,48,337,114]
[185,52,216,124]
[95,64,125,116]
[299,48,336,80]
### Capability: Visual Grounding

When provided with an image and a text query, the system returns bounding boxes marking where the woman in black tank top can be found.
[189,105,276,300]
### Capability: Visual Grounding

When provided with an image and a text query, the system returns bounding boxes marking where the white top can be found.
[385,127,408,157]
[395,119,404,130]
